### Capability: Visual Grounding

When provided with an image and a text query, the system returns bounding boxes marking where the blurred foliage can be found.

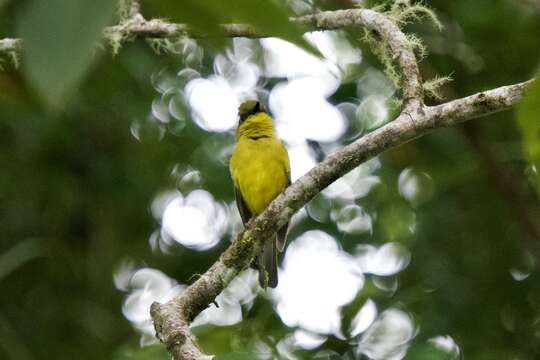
[1,1,540,360]
[143,0,315,54]
[517,67,540,196]
[16,0,115,109]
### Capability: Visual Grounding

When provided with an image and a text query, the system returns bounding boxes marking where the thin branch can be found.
[106,17,260,40]
[150,79,533,359]
[425,81,532,124]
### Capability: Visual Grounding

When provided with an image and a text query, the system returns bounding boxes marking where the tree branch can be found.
[425,81,532,124]
[150,80,533,359]
[0,38,21,54]
[105,16,260,41]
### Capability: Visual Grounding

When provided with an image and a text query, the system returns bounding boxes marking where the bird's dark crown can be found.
[238,100,264,122]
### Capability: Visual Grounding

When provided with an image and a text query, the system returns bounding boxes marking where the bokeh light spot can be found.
[350,299,378,337]
[154,189,228,251]
[274,230,364,335]
[358,308,415,360]
[331,204,373,235]
[356,243,411,276]
[186,77,239,132]
[428,335,461,359]
[398,167,435,205]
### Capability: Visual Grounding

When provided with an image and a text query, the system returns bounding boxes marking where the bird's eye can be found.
[239,102,261,123]
[239,112,249,123]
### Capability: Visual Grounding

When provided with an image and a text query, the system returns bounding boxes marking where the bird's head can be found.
[238,100,263,123]
[236,100,275,139]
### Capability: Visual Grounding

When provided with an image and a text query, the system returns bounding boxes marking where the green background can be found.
[1,0,540,359]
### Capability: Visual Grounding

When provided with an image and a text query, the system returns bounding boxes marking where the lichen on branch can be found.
[0,38,21,68]
[359,0,446,98]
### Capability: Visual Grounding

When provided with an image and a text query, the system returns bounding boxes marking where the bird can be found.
[229,100,290,288]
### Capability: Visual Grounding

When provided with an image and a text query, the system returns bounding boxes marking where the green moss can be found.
[146,37,185,55]
[388,0,442,30]
[423,74,453,100]
[0,51,19,71]
[361,28,401,87]
[361,1,445,99]
[406,33,427,60]
[0,51,19,70]
[9,51,19,68]
[104,27,126,55]
[222,230,255,268]
[117,0,134,20]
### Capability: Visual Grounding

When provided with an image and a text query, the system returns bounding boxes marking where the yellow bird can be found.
[229,100,290,288]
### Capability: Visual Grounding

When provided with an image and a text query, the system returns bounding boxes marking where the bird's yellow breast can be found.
[230,136,289,215]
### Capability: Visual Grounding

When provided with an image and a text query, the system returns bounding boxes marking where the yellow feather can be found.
[230,112,290,215]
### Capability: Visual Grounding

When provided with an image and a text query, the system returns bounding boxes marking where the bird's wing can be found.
[234,185,252,225]
[236,184,277,287]
[276,161,291,252]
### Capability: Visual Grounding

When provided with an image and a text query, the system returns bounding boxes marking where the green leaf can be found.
[0,0,10,12]
[143,0,224,47]
[144,0,316,54]
[516,69,540,196]
[16,0,115,109]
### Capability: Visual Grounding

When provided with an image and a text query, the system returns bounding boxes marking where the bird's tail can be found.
[257,236,278,288]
